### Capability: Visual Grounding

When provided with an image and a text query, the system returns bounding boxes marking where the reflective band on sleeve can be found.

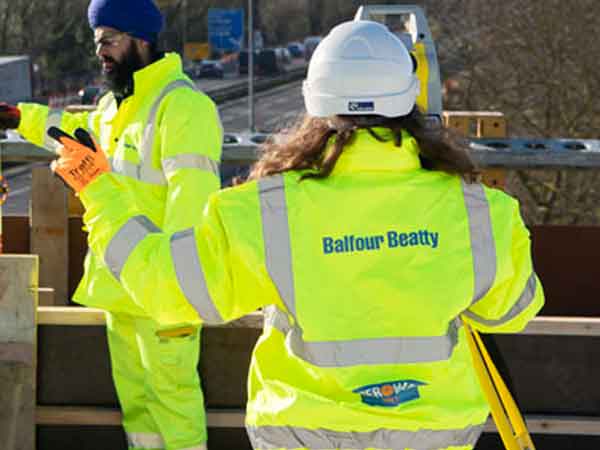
[247,423,484,450]
[258,175,297,316]
[461,181,496,307]
[170,228,223,324]
[86,112,100,143]
[463,273,538,327]
[126,432,165,449]
[43,109,64,151]
[105,216,160,281]
[267,305,461,367]
[162,153,219,178]
[179,445,207,450]
[110,157,167,185]
[263,305,293,334]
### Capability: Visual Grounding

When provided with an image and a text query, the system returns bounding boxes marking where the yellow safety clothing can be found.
[79,129,544,450]
[18,53,221,450]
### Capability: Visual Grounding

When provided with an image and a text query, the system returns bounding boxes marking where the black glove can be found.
[0,102,21,129]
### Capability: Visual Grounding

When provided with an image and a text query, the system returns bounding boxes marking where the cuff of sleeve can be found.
[79,173,119,209]
[16,102,28,135]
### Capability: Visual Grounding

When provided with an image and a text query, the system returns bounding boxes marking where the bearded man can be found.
[0,1,222,449]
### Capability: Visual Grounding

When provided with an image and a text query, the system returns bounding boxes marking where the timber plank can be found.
[36,307,600,336]
[35,406,600,436]
[0,255,38,450]
[31,167,69,306]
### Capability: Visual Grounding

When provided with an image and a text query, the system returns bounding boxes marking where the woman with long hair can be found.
[55,20,543,450]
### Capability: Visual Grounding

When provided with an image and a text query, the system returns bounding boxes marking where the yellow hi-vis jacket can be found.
[17,53,222,314]
[80,129,544,449]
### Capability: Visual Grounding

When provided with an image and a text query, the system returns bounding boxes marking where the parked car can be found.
[258,48,286,76]
[239,49,260,75]
[304,36,322,61]
[287,42,305,58]
[196,59,224,78]
[279,47,292,65]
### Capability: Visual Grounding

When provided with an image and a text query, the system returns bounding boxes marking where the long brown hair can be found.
[245,108,478,182]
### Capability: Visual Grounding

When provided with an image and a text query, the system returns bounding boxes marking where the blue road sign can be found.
[208,8,244,52]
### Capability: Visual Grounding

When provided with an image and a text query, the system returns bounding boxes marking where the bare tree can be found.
[424,0,600,225]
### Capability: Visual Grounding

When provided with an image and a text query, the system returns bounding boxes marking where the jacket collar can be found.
[131,52,183,98]
[330,128,422,175]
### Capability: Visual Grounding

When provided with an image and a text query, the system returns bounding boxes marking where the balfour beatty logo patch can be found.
[348,101,374,112]
[353,380,426,407]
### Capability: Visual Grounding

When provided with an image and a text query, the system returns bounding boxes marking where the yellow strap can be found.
[413,42,429,113]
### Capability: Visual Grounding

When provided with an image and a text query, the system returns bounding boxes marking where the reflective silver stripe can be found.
[179,445,207,450]
[86,112,100,143]
[267,304,461,366]
[463,273,538,327]
[109,157,166,185]
[109,80,195,185]
[170,229,223,324]
[162,153,219,178]
[126,431,165,449]
[247,423,484,450]
[43,109,64,151]
[140,79,196,161]
[461,180,496,306]
[105,216,160,280]
[258,175,296,316]
[288,318,461,367]
[263,305,293,334]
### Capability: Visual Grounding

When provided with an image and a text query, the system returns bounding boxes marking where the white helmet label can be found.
[348,101,374,112]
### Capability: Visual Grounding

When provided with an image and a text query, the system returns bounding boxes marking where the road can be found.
[1,80,305,216]
[219,79,304,133]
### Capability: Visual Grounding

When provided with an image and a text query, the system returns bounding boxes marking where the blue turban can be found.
[88,0,163,43]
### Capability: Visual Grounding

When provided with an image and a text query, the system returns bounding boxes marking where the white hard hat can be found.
[303,20,419,118]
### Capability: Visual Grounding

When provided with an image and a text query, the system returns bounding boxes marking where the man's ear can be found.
[135,38,151,52]
[134,38,153,64]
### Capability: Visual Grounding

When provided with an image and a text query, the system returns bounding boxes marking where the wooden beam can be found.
[36,406,245,428]
[483,415,600,436]
[30,167,69,306]
[36,406,121,427]
[0,255,38,343]
[35,406,600,436]
[37,307,106,326]
[0,343,35,366]
[37,288,55,307]
[518,316,600,337]
[444,111,507,190]
[37,307,263,329]
[0,255,38,450]
[36,308,600,336]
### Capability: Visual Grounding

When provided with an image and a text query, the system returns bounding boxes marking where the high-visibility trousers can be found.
[106,312,207,450]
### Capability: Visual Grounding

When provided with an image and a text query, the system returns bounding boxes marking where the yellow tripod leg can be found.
[463,321,528,450]
[472,328,536,450]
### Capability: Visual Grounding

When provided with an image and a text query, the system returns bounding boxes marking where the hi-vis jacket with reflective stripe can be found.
[80,129,544,449]
[18,53,222,314]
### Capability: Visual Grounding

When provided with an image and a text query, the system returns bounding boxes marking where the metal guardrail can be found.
[470,138,600,168]
[2,135,600,168]
[204,65,308,104]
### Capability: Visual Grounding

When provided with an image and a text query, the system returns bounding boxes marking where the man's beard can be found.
[102,43,145,96]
